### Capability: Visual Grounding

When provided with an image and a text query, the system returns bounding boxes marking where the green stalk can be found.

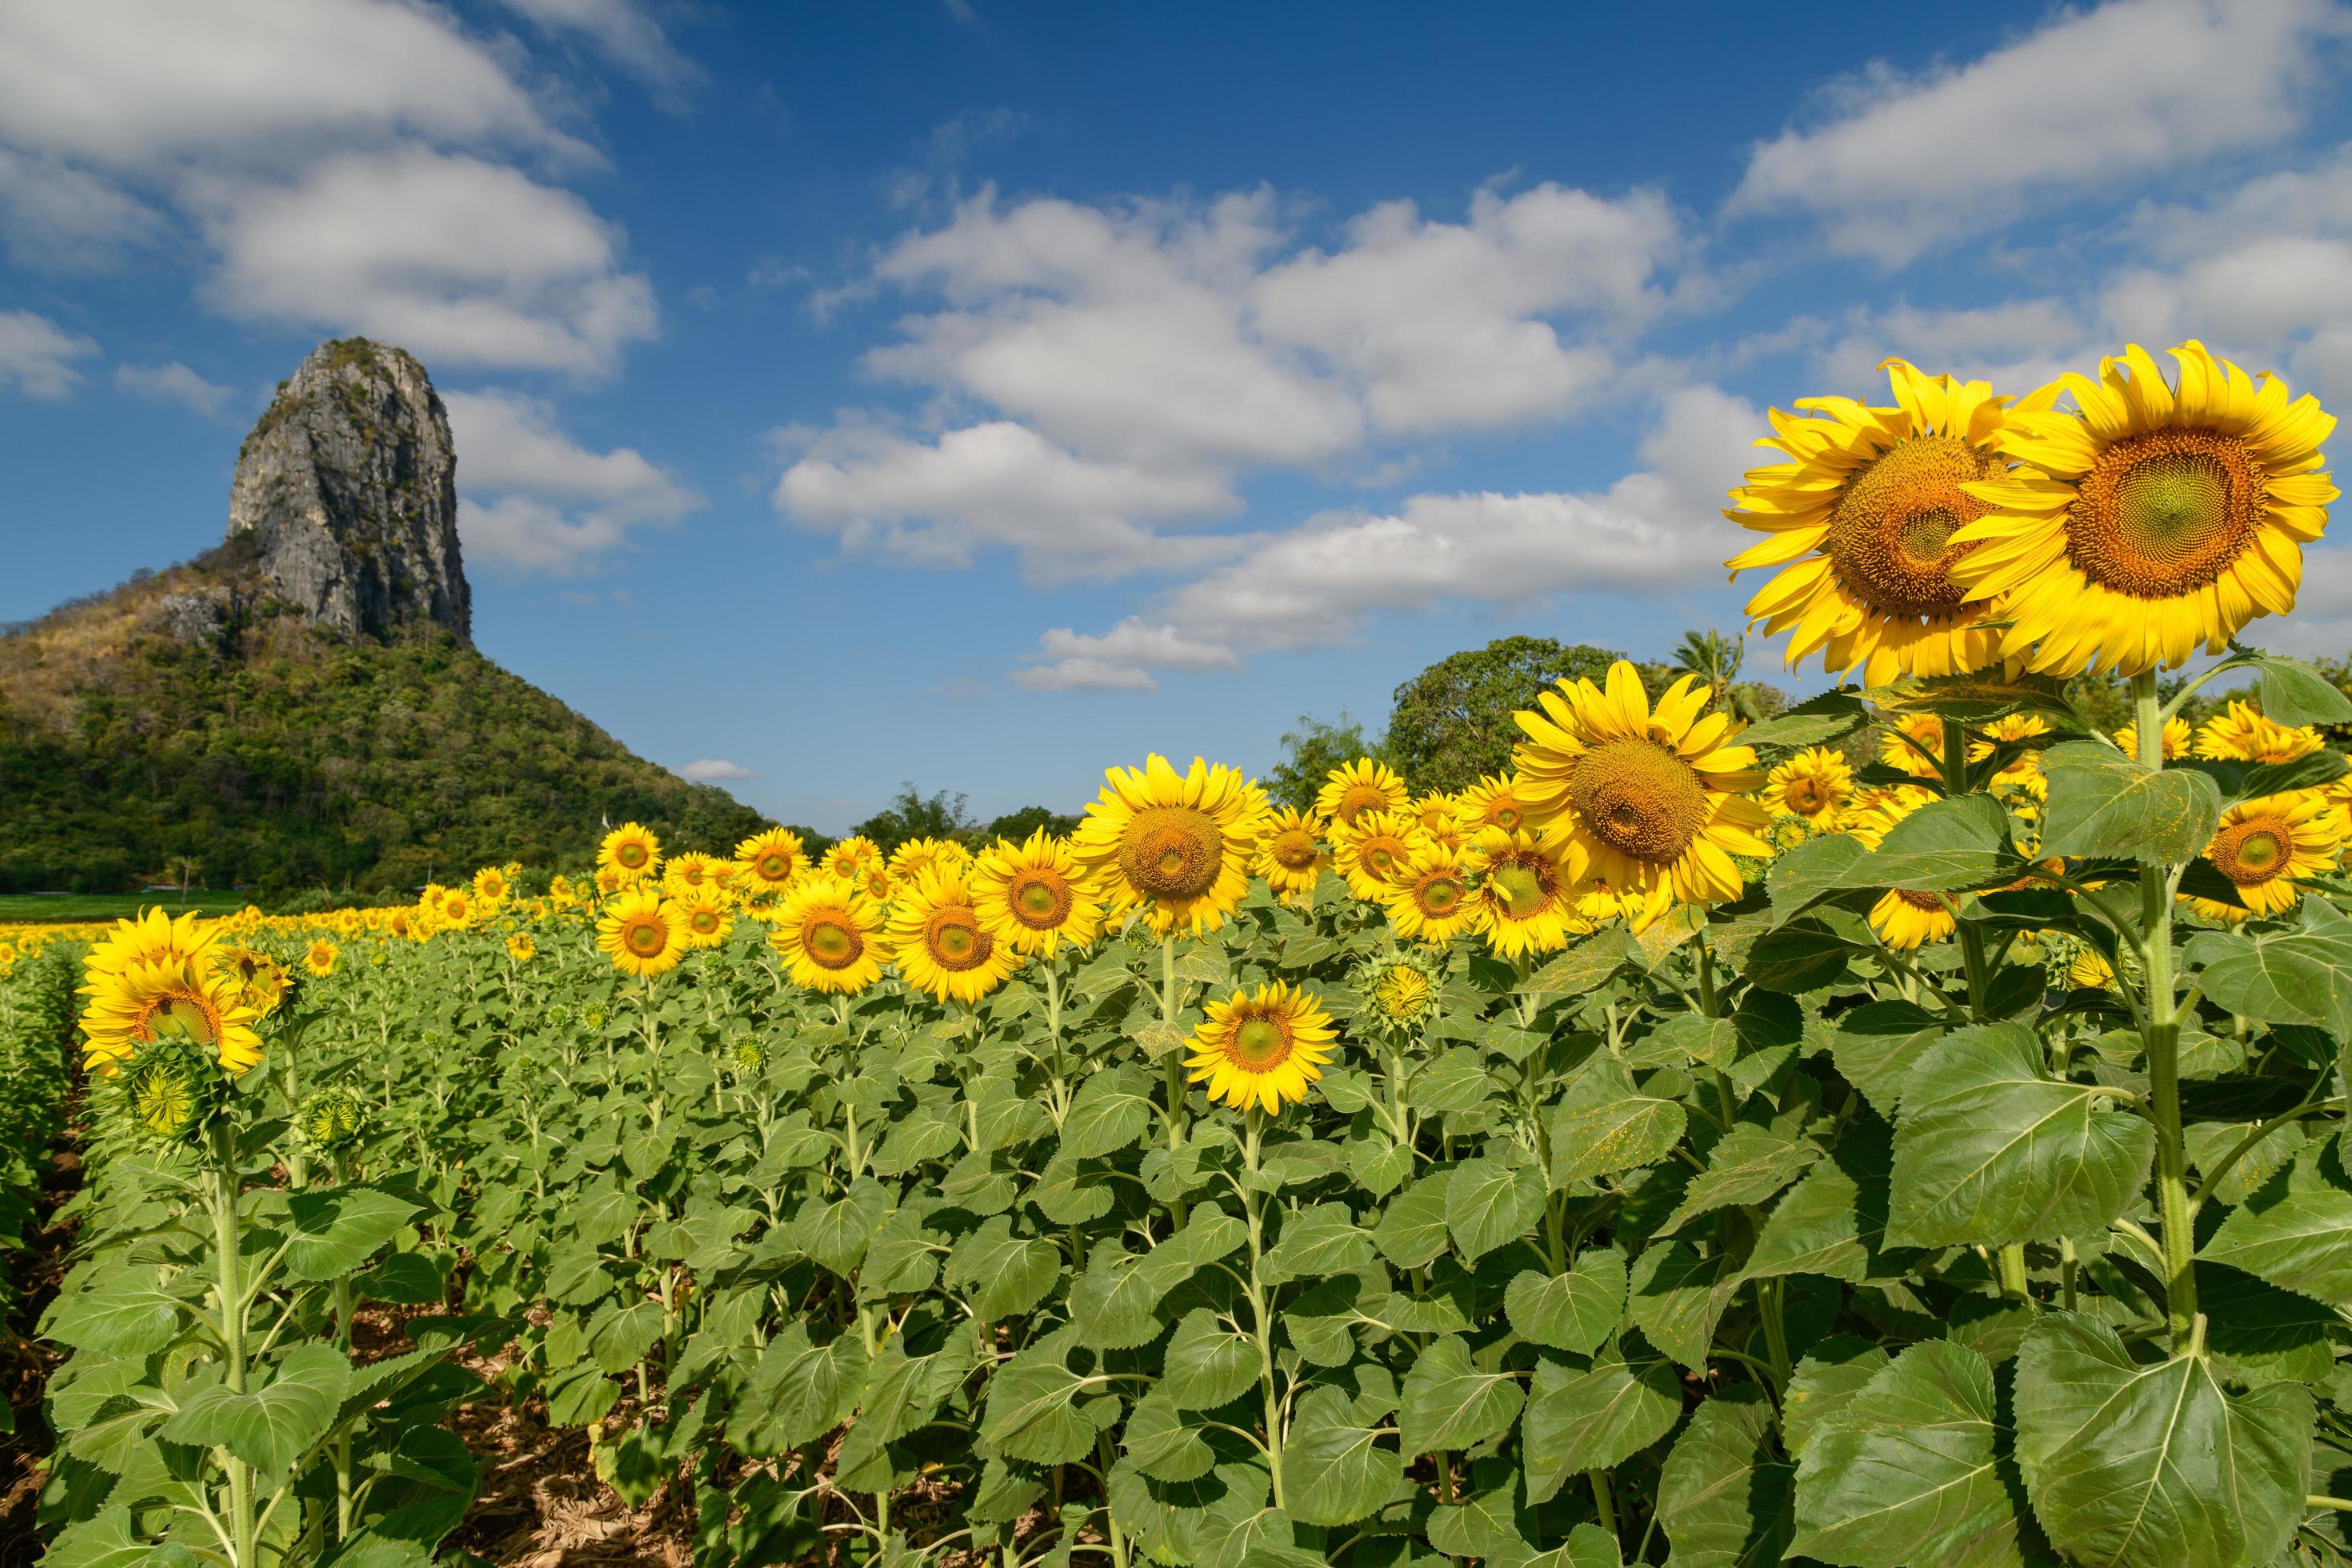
[1161,936,1186,1150]
[1945,714,2030,1302]
[209,1118,258,1566]
[331,1150,357,1544]
[1239,1109,1286,1510]
[2134,670,2199,1350]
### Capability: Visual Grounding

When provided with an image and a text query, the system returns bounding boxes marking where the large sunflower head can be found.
[889,837,970,885]
[826,835,884,882]
[662,851,724,898]
[674,886,735,949]
[886,869,1022,1004]
[80,915,265,1078]
[2194,700,2325,765]
[1465,829,1586,956]
[596,888,685,978]
[972,830,1105,958]
[768,875,886,994]
[1072,754,1270,936]
[1253,806,1331,905]
[1728,359,2034,685]
[1760,746,1855,829]
[218,944,288,1016]
[1183,980,1338,1114]
[599,822,662,885]
[471,866,510,906]
[2186,790,2346,922]
[1953,342,2335,674]
[1330,809,1430,903]
[1512,662,1771,913]
[1316,758,1410,830]
[1382,842,1483,945]
[434,886,476,930]
[734,826,809,898]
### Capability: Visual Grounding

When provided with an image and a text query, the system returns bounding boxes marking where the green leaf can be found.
[1744,689,1872,750]
[2038,741,2222,865]
[1746,1118,1909,1286]
[1548,1059,1687,1186]
[1790,1339,2034,1568]
[1397,1334,1524,1458]
[2250,652,2352,727]
[1285,1384,1401,1527]
[1886,1022,2154,1248]
[1830,1000,1945,1119]
[1744,915,1865,993]
[282,1186,420,1283]
[1062,1065,1155,1158]
[1123,1389,1215,1483]
[1523,931,1640,998]
[1373,1169,1454,1270]
[1657,1386,1794,1568]
[1627,1240,1739,1370]
[1504,1250,1625,1355]
[796,1178,891,1280]
[1664,1125,1820,1234]
[733,1325,862,1455]
[2015,1314,2311,1568]
[161,1342,350,1475]
[2184,914,2352,1040]
[1838,793,2014,891]
[585,1298,665,1374]
[542,1358,618,1429]
[2200,1264,2338,1385]
[1522,1346,1682,1504]
[1409,1046,1498,1114]
[1162,1307,1258,1410]
[1446,1154,1545,1262]
[1068,1239,1177,1350]
[944,1217,1062,1322]
[2203,1186,2352,1304]
[42,1510,190,1568]
[1782,1336,1891,1459]
[44,1274,185,1355]
[981,1333,1113,1466]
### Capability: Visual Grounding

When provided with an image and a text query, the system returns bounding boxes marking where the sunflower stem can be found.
[1161,936,1186,1151]
[2134,668,2199,1352]
[208,1118,258,1566]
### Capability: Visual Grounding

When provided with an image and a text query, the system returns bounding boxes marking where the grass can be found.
[0,890,256,925]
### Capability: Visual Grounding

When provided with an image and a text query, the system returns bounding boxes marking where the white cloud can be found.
[0,310,99,398]
[1732,0,2345,263]
[1252,183,1681,434]
[1014,385,1760,689]
[1803,297,2094,396]
[114,360,233,415]
[493,0,701,93]
[0,148,160,266]
[196,148,657,377]
[446,389,701,572]
[774,418,1246,581]
[678,758,755,782]
[2251,546,2352,658]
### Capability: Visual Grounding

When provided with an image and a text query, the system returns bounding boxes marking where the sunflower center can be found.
[1270,829,1320,870]
[2212,819,2291,885]
[925,908,992,971]
[1374,966,1432,1020]
[1335,784,1387,825]
[691,910,722,935]
[1356,834,1410,882]
[1484,800,1523,832]
[756,853,791,882]
[625,918,666,957]
[1784,778,1826,814]
[1228,1013,1294,1070]
[1566,738,1710,865]
[1413,872,1464,915]
[1487,856,1554,919]
[137,992,222,1048]
[1118,806,1225,900]
[1896,890,1950,912]
[618,842,648,869]
[2068,428,2266,598]
[1826,434,1998,617]
[1010,870,1074,929]
[806,915,861,968]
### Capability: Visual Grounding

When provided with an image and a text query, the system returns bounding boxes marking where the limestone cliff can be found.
[226,338,470,646]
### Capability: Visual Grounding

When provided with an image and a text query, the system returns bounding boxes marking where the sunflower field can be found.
[17,340,2352,1568]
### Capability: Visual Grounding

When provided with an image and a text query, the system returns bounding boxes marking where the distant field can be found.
[0,890,256,924]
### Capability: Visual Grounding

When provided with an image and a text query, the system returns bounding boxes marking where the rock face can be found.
[226,339,471,646]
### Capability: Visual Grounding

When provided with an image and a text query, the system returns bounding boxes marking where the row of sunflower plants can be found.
[28,337,2352,1568]
[1,936,80,1328]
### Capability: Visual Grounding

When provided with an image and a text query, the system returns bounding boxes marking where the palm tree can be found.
[1670,627,1744,710]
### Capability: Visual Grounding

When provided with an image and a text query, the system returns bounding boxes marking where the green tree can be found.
[1265,712,1380,812]
[1385,637,1624,795]
[1670,626,1744,708]
[852,783,976,854]
[986,805,1079,844]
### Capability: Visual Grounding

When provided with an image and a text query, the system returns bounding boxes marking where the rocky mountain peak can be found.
[226,338,470,646]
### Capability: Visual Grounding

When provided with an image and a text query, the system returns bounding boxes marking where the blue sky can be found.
[5,0,2352,834]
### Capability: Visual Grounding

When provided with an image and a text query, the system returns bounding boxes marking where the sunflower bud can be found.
[112,1037,224,1146]
[299,1086,369,1152]
[726,1033,768,1077]
[1352,948,1445,1044]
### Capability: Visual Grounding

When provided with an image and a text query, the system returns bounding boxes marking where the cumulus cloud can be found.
[677,758,755,782]
[114,360,233,415]
[1802,297,2095,395]
[195,149,656,377]
[0,148,161,267]
[1014,385,1759,690]
[446,389,702,572]
[0,310,99,398]
[1731,0,2346,264]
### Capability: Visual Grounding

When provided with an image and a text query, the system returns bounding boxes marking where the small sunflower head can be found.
[299,1086,370,1153]
[1352,947,1446,1043]
[110,1035,225,1146]
[726,1032,769,1077]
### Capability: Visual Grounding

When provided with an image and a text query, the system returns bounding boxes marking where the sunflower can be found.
[599,822,662,885]
[1512,662,1770,914]
[2067,946,2117,990]
[1869,888,1958,950]
[302,939,338,978]
[1407,792,1464,846]
[890,837,970,884]
[219,945,288,1015]
[1331,809,1430,902]
[1466,829,1586,954]
[734,827,809,900]
[2185,790,2346,922]
[826,835,883,882]
[2194,700,2325,764]
[79,916,264,1077]
[597,888,684,978]
[887,870,1022,1004]
[1253,807,1331,906]
[1760,746,1854,830]
[1967,713,2051,818]
[434,886,477,930]
[472,866,510,906]
[1182,980,1338,1114]
[768,875,886,994]
[1317,758,1410,830]
[506,932,536,962]
[1073,754,1270,936]
[1952,342,2335,674]
[548,874,576,904]
[1353,947,1446,1043]
[386,908,415,942]
[1877,712,1948,780]
[1383,842,1482,944]
[1454,774,1535,838]
[2112,715,2193,761]
[662,851,726,898]
[1727,359,2038,684]
[972,830,1104,957]
[674,886,734,948]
